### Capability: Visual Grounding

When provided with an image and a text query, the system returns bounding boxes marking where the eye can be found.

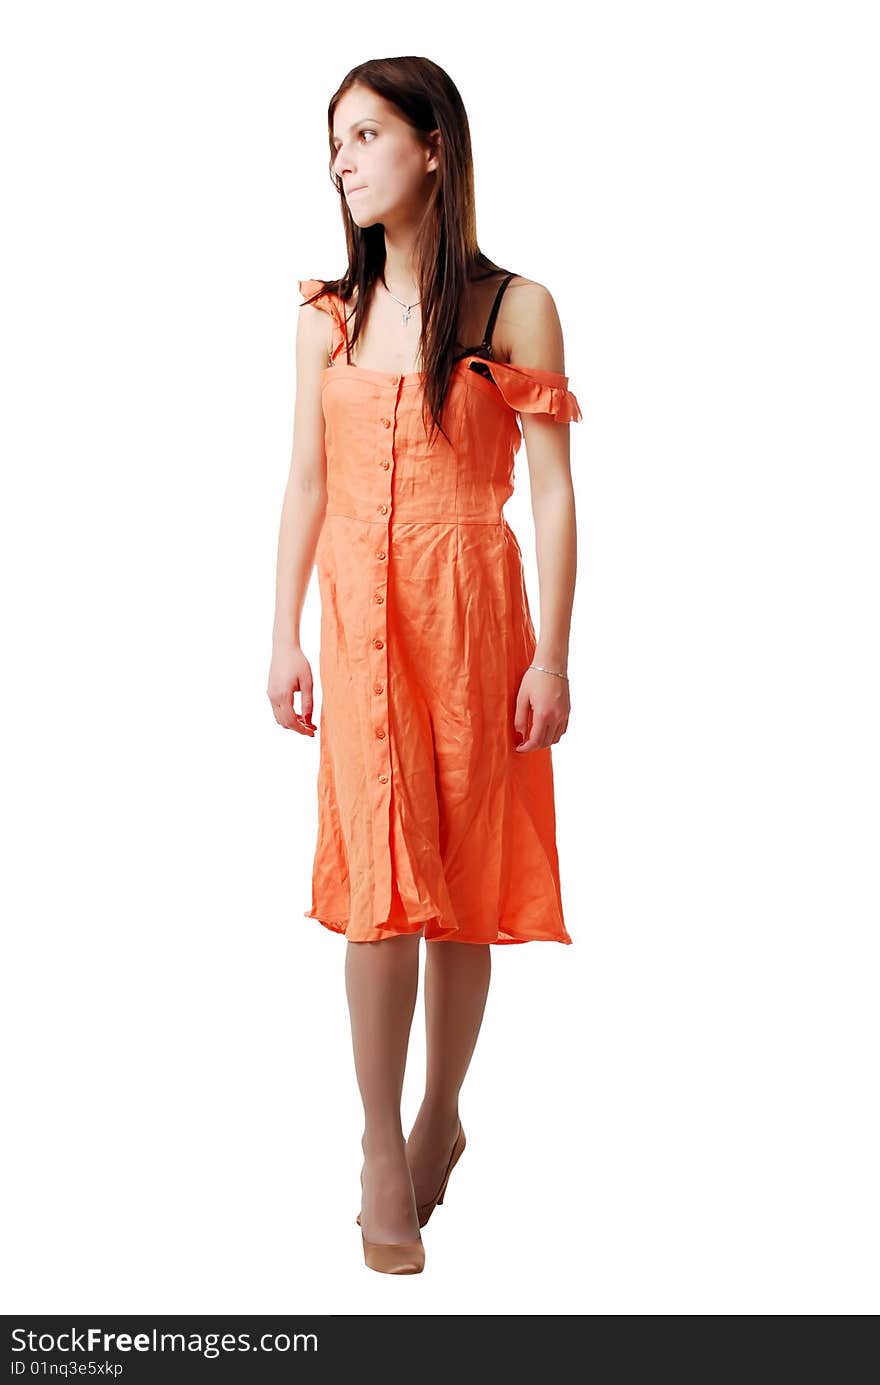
[332,129,377,154]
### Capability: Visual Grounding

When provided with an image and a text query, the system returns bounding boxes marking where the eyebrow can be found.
[331,119,382,145]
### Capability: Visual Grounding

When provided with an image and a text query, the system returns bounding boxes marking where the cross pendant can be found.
[401,305,412,324]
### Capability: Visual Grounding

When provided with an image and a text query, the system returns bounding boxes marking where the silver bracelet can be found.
[529,663,569,680]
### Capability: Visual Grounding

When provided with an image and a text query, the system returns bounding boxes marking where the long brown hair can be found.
[307,56,513,447]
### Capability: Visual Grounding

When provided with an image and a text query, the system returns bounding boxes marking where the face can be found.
[331,86,439,228]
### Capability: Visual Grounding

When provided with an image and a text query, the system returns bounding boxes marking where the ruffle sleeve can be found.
[464,356,583,423]
[299,279,348,363]
[299,277,328,306]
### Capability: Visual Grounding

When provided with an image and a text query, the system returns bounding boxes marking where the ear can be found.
[425,128,441,175]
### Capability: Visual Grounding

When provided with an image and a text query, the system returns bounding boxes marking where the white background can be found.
[2,1,877,1316]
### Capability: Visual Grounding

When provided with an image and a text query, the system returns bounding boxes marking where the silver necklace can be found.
[383,281,421,325]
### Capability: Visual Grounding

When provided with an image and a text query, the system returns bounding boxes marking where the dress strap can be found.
[461,356,583,422]
[478,272,516,359]
[298,279,351,365]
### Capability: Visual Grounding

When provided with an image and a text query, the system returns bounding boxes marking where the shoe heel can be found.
[416,1123,466,1227]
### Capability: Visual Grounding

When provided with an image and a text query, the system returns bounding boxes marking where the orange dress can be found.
[298,275,583,945]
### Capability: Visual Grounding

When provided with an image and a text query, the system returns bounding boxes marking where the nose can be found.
[333,145,356,179]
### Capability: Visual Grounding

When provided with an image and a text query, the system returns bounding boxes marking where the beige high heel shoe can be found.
[415,1121,466,1228]
[357,1166,425,1274]
[357,1122,468,1230]
[361,1229,425,1275]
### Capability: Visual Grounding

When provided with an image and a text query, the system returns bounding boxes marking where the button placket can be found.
[370,375,402,922]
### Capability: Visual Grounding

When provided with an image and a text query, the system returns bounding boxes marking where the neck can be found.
[382,225,421,301]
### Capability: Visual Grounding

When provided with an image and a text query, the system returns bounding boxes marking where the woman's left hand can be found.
[514,665,570,751]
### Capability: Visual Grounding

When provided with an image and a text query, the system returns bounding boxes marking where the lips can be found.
[346,186,366,196]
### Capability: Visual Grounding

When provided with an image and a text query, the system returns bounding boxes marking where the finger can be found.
[515,728,544,752]
[545,714,568,747]
[299,683,315,726]
[271,687,308,733]
[291,680,316,731]
[293,704,316,733]
[539,719,563,748]
[267,690,289,728]
[276,698,298,731]
[291,694,316,735]
[284,711,316,736]
[516,716,553,752]
[296,698,317,731]
[513,695,531,742]
[268,686,295,730]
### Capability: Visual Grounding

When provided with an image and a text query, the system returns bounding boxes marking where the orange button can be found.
[377,503,388,514]
[390,376,399,385]
[378,773,389,783]
[373,683,384,694]
[374,593,384,603]
[373,638,384,649]
[375,550,385,560]
[380,418,391,428]
[380,460,390,469]
[375,728,386,739]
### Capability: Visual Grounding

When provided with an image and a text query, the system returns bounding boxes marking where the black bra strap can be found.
[479,273,516,357]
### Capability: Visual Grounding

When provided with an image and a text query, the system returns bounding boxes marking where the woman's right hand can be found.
[267,641,317,736]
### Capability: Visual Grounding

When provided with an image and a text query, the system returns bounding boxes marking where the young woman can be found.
[267,57,582,1275]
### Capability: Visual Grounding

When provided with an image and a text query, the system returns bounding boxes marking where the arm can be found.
[267,298,331,735]
[504,282,577,751]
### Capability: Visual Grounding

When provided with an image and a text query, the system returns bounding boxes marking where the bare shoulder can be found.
[298,285,334,366]
[498,276,565,372]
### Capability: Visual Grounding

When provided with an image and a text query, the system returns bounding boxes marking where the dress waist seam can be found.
[323,511,505,527]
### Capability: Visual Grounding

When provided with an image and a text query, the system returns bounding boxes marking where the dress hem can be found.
[301,908,572,946]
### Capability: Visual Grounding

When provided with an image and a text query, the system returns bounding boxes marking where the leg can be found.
[405,940,491,1209]
[345,931,422,1243]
